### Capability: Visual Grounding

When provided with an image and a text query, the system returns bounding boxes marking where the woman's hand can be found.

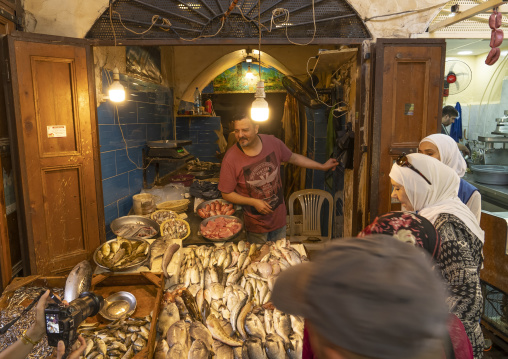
[25,290,50,342]
[56,335,86,359]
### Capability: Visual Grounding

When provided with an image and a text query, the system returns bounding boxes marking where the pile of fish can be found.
[156,239,307,359]
[95,238,149,271]
[77,315,151,359]
[151,210,178,225]
[0,286,64,358]
[160,219,190,239]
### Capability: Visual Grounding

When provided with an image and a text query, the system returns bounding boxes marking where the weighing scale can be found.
[143,140,194,188]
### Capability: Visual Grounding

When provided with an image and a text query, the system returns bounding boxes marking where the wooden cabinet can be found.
[1,32,105,275]
[369,39,445,218]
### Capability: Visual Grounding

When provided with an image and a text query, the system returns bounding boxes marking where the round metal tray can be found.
[93,238,149,272]
[196,199,236,219]
[199,215,244,242]
[110,215,160,239]
[471,165,508,185]
[99,291,137,320]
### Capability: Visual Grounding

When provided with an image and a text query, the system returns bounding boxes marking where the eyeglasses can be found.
[396,153,432,185]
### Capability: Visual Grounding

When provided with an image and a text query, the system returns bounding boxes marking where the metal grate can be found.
[482,281,508,338]
[86,0,370,40]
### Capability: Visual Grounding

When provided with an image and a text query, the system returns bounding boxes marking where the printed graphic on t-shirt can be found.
[243,152,283,215]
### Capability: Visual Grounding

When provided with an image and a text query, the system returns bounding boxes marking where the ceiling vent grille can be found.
[86,0,370,41]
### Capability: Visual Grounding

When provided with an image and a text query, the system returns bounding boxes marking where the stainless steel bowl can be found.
[110,215,160,239]
[471,165,508,185]
[99,291,137,320]
[199,215,244,242]
[93,238,149,272]
[196,199,236,219]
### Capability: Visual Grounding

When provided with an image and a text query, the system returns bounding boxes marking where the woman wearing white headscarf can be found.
[390,153,484,359]
[419,134,481,222]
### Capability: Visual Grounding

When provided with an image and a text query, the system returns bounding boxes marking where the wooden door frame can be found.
[369,38,446,219]
[1,31,105,275]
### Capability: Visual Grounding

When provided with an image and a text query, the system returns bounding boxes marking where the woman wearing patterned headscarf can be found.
[359,211,474,359]
[389,153,484,359]
[419,134,480,222]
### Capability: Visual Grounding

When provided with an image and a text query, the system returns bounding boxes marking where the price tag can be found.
[47,125,67,138]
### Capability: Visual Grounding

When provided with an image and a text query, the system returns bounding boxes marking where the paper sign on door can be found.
[47,125,67,138]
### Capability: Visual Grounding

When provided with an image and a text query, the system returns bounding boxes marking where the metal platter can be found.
[199,215,244,242]
[99,291,137,321]
[93,238,149,272]
[471,165,508,185]
[110,215,160,239]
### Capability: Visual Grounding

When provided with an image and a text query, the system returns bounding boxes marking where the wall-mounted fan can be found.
[443,60,472,97]
[282,76,325,109]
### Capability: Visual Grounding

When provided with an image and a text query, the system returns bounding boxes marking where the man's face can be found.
[442,114,457,126]
[234,118,259,148]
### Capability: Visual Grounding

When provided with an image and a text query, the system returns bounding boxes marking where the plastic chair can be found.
[288,189,333,249]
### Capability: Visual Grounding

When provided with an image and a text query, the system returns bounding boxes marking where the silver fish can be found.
[237,301,254,340]
[166,342,187,359]
[264,309,274,335]
[213,340,235,359]
[64,260,92,302]
[206,314,243,347]
[245,337,267,359]
[154,339,169,359]
[190,321,213,351]
[245,313,266,342]
[188,339,209,359]
[290,315,304,338]
[273,310,291,346]
[149,237,170,270]
[158,302,180,337]
[287,334,303,359]
[166,320,191,352]
[265,333,285,359]
[161,243,180,278]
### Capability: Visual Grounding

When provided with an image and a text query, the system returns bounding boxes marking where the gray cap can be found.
[272,235,448,359]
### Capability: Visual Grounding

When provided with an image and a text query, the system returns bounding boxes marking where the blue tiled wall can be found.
[175,116,221,163]
[98,72,173,238]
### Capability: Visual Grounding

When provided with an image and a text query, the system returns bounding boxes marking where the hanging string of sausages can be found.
[486,7,504,66]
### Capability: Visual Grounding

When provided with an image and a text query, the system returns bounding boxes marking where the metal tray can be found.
[93,238,149,272]
[471,165,508,185]
[100,291,137,321]
[110,215,160,239]
[196,199,236,219]
[199,215,244,242]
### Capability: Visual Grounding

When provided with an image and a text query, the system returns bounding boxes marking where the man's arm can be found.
[287,153,338,171]
[221,191,273,214]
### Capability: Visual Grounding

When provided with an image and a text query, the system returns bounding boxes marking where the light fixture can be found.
[245,65,255,80]
[251,81,269,122]
[449,4,459,16]
[108,67,126,102]
[250,0,269,122]
[246,56,253,63]
[457,50,473,55]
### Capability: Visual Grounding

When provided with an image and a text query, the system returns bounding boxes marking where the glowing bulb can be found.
[245,65,255,80]
[108,67,126,102]
[251,81,269,122]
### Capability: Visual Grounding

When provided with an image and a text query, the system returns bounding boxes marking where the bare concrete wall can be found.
[22,0,444,39]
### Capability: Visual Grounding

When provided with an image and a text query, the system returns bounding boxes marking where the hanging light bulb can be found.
[251,81,269,122]
[108,67,126,102]
[245,64,255,80]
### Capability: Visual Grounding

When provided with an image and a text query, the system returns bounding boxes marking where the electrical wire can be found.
[103,68,154,171]
[269,3,317,46]
[258,0,261,82]
[364,1,448,21]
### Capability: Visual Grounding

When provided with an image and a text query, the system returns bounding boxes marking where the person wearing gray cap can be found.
[271,234,449,359]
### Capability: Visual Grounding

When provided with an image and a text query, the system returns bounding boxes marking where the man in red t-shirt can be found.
[218,114,338,242]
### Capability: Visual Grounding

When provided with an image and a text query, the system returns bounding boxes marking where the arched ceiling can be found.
[23,0,447,40]
[181,49,292,101]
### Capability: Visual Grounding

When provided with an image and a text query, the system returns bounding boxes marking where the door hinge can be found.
[5,59,10,82]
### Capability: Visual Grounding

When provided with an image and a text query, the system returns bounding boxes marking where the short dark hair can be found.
[231,113,251,123]
[442,106,458,118]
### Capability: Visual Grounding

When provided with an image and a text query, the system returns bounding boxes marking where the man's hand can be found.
[457,143,470,156]
[252,199,273,215]
[27,290,50,342]
[322,158,339,171]
[56,335,86,359]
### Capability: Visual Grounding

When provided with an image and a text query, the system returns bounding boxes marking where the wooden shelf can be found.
[176,114,214,117]
[310,48,358,75]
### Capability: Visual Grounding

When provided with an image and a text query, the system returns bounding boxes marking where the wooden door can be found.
[369,39,445,218]
[1,32,105,275]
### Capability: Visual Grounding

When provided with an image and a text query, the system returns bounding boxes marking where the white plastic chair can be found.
[288,189,333,249]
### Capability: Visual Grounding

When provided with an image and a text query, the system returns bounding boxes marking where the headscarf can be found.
[389,153,484,243]
[358,211,440,259]
[420,134,466,177]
